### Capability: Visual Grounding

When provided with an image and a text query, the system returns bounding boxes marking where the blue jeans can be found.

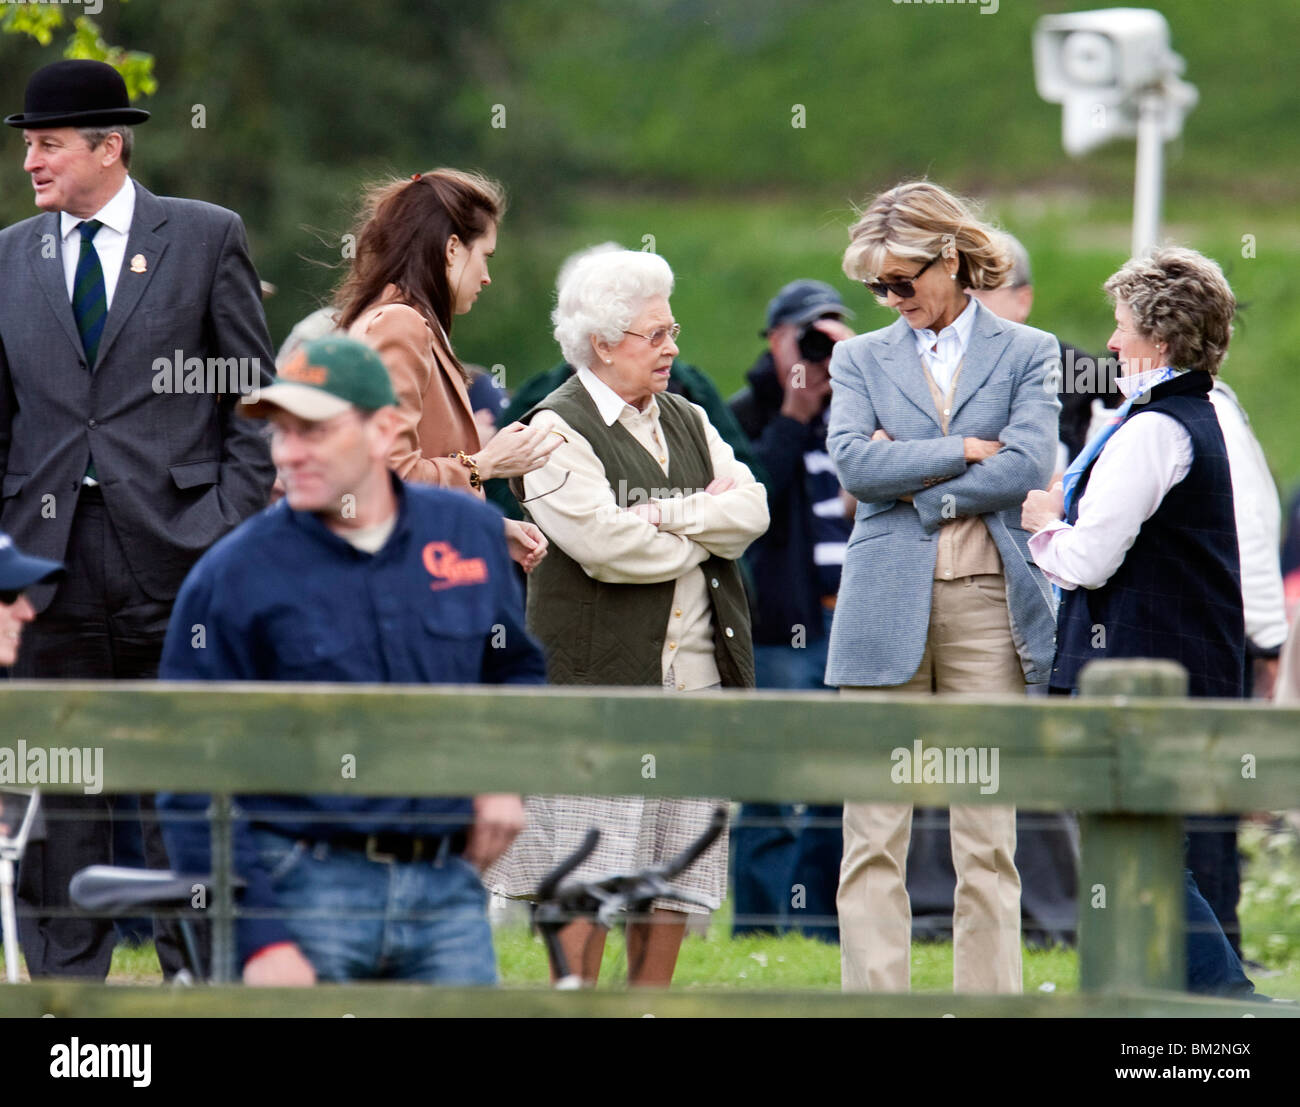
[251,828,497,984]
[731,612,842,942]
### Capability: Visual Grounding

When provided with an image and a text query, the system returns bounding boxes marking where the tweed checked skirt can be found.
[482,672,728,914]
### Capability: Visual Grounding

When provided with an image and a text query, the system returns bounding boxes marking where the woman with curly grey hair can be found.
[1022,245,1258,996]
[489,247,768,986]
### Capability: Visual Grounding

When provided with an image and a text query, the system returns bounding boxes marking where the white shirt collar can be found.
[911,293,978,357]
[61,176,135,242]
[576,365,658,426]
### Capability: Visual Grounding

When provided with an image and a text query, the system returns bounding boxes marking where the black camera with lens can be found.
[796,319,836,363]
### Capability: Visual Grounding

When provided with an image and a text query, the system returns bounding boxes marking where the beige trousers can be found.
[839,575,1024,993]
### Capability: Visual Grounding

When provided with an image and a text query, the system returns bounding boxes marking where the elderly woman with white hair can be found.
[493,248,768,986]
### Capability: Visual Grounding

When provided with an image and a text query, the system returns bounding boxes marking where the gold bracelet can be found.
[450,450,482,491]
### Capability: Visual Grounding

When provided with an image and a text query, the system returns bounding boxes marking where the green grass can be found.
[6,816,1297,998]
[7,866,1290,1001]
[492,899,1080,994]
[1240,820,1300,970]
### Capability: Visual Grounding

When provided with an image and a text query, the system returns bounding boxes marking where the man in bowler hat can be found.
[0,59,275,977]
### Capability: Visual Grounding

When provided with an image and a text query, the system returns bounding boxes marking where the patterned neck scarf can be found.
[1061,367,1178,514]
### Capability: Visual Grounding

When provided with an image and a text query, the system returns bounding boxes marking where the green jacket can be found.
[515,374,754,688]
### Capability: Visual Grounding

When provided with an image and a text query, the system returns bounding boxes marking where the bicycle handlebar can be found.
[534,805,727,915]
[659,805,726,882]
[535,825,600,902]
[531,806,727,984]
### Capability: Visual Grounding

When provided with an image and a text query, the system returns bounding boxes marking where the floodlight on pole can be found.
[1033,7,1198,257]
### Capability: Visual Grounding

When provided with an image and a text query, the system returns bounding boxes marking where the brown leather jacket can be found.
[348,285,483,496]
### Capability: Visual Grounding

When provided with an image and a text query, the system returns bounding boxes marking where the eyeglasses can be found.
[863,255,941,300]
[517,469,571,504]
[0,589,25,605]
[623,323,681,348]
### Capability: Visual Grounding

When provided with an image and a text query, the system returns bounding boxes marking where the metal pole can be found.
[1,858,19,983]
[209,792,235,984]
[1132,88,1165,257]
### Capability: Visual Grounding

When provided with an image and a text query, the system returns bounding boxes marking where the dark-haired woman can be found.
[337,169,558,570]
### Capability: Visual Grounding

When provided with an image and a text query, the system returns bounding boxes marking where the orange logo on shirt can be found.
[422,541,488,590]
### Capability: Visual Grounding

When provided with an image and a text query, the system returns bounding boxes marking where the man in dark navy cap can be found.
[0,59,275,979]
[727,280,856,942]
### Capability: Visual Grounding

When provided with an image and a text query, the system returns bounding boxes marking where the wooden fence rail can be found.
[1,659,1297,1016]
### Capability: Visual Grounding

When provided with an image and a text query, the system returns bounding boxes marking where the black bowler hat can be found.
[5,59,150,129]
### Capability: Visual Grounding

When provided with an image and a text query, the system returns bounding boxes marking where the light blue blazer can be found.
[824,298,1061,687]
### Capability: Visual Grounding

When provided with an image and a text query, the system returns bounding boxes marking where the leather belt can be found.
[326,830,467,864]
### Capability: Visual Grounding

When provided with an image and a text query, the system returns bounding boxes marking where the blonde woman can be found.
[826,181,1060,993]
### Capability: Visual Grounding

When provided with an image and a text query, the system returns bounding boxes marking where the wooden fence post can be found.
[1077,659,1187,993]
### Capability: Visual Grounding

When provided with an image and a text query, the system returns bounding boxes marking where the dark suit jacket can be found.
[0,181,275,611]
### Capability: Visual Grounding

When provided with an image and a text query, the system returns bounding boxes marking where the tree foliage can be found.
[1,2,155,98]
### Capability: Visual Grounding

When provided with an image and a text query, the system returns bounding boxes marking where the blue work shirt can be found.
[158,476,546,962]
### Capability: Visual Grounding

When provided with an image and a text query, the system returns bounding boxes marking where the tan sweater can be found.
[921,358,1003,580]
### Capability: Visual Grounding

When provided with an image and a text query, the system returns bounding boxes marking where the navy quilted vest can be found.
[1050,370,1244,699]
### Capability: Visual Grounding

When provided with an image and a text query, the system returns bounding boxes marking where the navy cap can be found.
[0,532,63,593]
[763,280,854,335]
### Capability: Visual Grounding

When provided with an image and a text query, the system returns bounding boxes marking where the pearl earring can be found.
[604,358,612,364]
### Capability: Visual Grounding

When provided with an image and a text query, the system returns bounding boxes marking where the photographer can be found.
[727,280,854,941]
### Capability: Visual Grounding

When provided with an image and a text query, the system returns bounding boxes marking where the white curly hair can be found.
[552,246,675,370]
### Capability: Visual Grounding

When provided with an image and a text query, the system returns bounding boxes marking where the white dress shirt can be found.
[911,293,977,395]
[1029,410,1192,590]
[522,366,769,690]
[61,175,135,308]
[1210,381,1287,650]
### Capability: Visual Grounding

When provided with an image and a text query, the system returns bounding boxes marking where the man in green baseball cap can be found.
[160,333,543,985]
[245,334,398,422]
[242,336,400,523]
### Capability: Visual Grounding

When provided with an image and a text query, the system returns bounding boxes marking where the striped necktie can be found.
[73,219,108,367]
[73,219,107,482]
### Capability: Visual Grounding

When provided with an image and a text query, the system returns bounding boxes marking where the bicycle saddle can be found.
[69,865,243,914]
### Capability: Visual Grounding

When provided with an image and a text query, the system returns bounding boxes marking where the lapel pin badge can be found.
[130,254,148,274]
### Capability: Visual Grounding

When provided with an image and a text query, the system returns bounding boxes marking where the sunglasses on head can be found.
[0,589,24,605]
[863,254,942,300]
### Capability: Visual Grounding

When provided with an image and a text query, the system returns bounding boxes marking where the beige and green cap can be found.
[244,336,397,421]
